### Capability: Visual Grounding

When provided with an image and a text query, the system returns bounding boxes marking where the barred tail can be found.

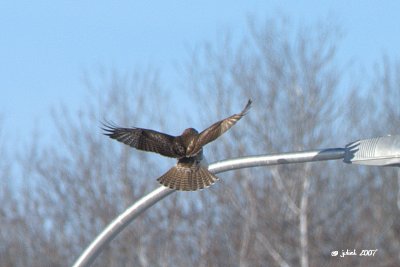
[157,165,219,191]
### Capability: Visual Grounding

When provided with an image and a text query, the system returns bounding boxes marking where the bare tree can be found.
[11,69,192,266]
[2,17,400,267]
[362,57,400,265]
[182,17,398,267]
[0,116,15,265]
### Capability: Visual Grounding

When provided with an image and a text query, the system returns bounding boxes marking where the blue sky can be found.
[1,1,400,146]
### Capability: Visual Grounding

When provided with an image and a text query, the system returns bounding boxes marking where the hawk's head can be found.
[181,128,198,136]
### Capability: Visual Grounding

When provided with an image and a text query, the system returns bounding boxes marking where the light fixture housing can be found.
[344,135,400,166]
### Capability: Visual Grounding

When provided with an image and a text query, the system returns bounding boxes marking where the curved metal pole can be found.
[72,148,345,267]
[72,186,174,267]
[210,148,345,173]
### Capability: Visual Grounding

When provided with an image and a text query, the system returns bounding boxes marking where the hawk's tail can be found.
[157,165,219,191]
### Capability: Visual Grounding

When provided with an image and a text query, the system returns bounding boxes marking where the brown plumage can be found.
[102,99,252,191]
[157,151,218,191]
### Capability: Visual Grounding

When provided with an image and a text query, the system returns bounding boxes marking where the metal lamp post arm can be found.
[72,147,346,267]
[73,134,400,267]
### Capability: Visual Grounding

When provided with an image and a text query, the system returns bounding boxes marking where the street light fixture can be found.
[73,135,400,267]
[344,135,400,166]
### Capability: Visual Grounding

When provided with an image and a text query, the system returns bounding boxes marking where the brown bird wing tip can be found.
[100,120,136,137]
[100,120,119,136]
[241,99,252,115]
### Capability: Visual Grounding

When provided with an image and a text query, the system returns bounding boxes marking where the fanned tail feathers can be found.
[157,165,219,191]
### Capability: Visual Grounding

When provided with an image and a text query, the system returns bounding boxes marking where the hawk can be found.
[102,99,252,191]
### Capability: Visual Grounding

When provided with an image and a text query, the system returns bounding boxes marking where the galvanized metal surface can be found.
[73,147,347,267]
[73,135,400,267]
[344,135,400,166]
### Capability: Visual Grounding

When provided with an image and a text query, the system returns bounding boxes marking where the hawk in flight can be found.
[103,99,252,191]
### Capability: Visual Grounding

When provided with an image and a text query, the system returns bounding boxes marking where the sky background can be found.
[1,0,400,147]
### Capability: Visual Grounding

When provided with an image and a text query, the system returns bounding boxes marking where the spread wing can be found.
[186,99,252,156]
[102,122,185,158]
